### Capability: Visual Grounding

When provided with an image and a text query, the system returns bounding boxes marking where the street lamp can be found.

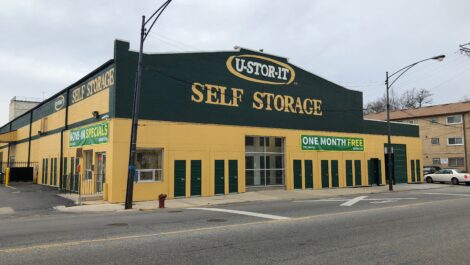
[385,54,445,191]
[125,0,172,210]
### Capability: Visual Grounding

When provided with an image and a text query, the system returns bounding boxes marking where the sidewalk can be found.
[54,183,448,213]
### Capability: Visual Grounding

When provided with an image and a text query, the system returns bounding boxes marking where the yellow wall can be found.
[107,118,422,203]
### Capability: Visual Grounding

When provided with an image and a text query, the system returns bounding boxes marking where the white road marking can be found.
[5,185,16,190]
[340,196,369,206]
[294,197,417,205]
[191,207,290,220]
[424,192,470,197]
[0,207,14,215]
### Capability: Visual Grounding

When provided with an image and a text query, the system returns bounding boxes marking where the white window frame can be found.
[446,115,462,124]
[429,117,438,123]
[448,157,464,167]
[447,137,464,146]
[135,148,164,183]
[136,168,163,182]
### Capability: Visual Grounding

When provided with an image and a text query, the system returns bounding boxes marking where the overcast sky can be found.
[1,0,469,125]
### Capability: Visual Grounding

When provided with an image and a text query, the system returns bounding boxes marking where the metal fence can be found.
[1,161,38,183]
[60,173,104,196]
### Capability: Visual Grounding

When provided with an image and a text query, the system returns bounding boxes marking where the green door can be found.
[345,160,353,187]
[53,158,57,186]
[42,159,46,184]
[385,144,408,184]
[354,160,362,186]
[321,160,329,188]
[410,160,416,182]
[215,160,225,195]
[368,159,381,186]
[174,160,186,197]
[229,160,238,193]
[190,160,202,196]
[304,160,313,189]
[331,160,339,188]
[293,160,302,189]
[61,157,68,190]
[45,159,49,185]
[416,160,421,182]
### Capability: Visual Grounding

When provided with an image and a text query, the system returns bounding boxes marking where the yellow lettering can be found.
[252,92,264,110]
[191,82,204,103]
[232,88,244,107]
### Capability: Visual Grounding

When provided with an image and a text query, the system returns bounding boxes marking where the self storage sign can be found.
[301,135,364,151]
[69,122,109,147]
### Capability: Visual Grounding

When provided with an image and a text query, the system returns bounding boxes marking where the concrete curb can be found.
[53,184,452,213]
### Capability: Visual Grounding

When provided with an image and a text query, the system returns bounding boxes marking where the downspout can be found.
[27,112,33,167]
[59,90,70,190]
[463,113,468,172]
[7,123,11,166]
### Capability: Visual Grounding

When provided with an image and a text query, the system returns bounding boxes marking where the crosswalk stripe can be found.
[191,207,290,220]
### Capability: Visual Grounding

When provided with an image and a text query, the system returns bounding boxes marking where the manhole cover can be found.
[207,219,227,223]
[106,223,128,227]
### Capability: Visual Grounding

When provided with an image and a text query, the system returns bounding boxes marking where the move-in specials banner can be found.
[69,122,109,147]
[301,135,364,151]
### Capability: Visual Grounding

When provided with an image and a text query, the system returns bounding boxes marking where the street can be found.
[1,184,470,264]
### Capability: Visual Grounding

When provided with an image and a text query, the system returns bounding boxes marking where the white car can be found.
[425,168,470,185]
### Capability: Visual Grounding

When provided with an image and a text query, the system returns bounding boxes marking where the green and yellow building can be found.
[0,40,423,203]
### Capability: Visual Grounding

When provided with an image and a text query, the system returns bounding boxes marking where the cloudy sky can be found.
[0,0,469,125]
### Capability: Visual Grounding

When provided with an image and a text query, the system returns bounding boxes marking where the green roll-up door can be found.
[304,160,313,189]
[215,160,225,195]
[293,160,302,189]
[386,144,408,184]
[190,160,202,196]
[321,160,329,188]
[229,160,238,193]
[377,160,382,185]
[174,160,186,197]
[354,160,362,186]
[61,157,67,190]
[411,160,416,182]
[346,160,353,187]
[331,160,339,188]
[42,159,46,184]
[45,159,49,185]
[416,160,421,182]
[53,158,57,186]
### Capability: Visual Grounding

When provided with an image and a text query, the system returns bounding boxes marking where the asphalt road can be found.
[1,184,470,264]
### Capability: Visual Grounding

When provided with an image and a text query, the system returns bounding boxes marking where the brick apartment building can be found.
[365,102,470,172]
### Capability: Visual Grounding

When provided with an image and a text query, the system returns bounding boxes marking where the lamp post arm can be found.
[143,0,172,42]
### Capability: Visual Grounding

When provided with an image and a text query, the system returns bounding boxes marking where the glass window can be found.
[431,138,439,145]
[448,158,464,167]
[135,149,163,182]
[245,136,254,146]
[448,137,464,146]
[245,136,284,187]
[446,115,462,124]
[407,120,415,124]
[432,158,440,165]
[429,117,438,123]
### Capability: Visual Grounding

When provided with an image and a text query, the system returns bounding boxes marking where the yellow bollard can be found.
[4,168,9,187]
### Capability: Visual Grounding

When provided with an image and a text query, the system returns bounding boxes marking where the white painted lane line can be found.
[5,185,16,190]
[0,207,14,215]
[340,196,368,206]
[424,192,470,197]
[191,207,290,220]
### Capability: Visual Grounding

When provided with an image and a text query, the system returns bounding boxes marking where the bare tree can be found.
[460,95,470,102]
[364,88,433,114]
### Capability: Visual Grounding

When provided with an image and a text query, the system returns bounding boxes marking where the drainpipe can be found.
[27,112,33,167]
[59,89,70,191]
[463,113,468,172]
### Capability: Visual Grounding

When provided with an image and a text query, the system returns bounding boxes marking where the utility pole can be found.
[125,0,172,210]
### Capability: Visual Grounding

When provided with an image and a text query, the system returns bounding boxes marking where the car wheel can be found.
[451,178,459,185]
[426,177,433,183]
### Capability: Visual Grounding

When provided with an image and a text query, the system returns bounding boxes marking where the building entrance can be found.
[245,136,284,187]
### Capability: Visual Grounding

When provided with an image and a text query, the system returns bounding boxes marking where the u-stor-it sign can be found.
[190,54,322,117]
[301,135,365,151]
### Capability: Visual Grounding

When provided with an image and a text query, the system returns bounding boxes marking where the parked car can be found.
[424,168,470,185]
[423,166,441,175]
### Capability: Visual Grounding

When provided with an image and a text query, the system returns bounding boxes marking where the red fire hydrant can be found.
[158,193,167,208]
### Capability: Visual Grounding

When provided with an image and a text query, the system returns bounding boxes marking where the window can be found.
[40,117,48,133]
[432,158,440,165]
[431,138,439,145]
[429,117,438,123]
[135,149,163,182]
[407,120,415,124]
[245,136,254,146]
[448,137,464,146]
[446,115,462,124]
[448,157,464,167]
[245,136,284,187]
